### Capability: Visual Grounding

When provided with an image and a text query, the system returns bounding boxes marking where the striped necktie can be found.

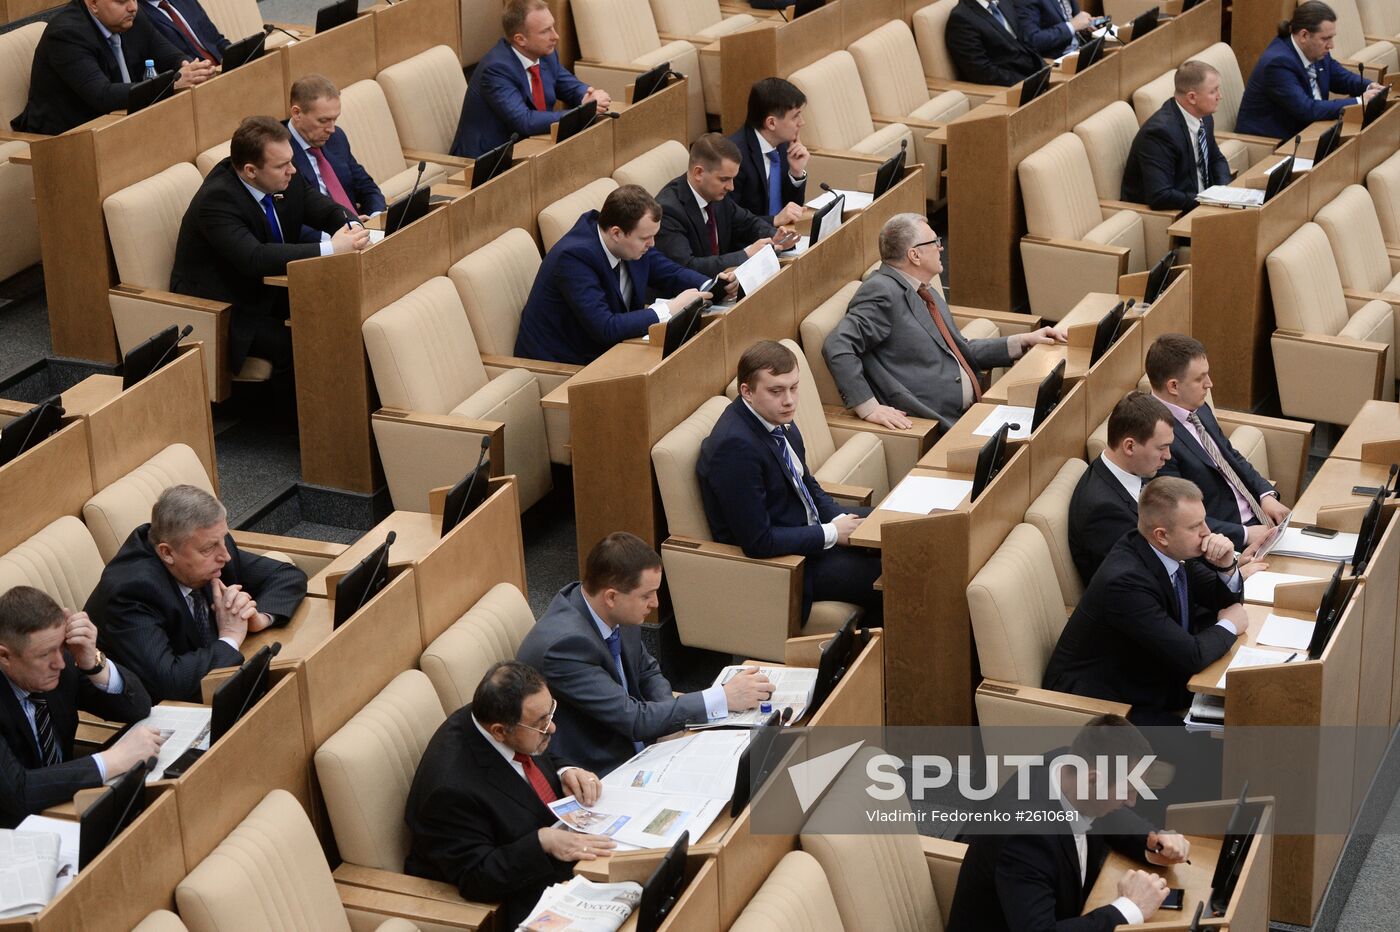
[1195,124,1210,191]
[30,695,61,766]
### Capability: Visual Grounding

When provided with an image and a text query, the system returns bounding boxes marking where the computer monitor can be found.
[78,760,150,869]
[970,422,1011,501]
[441,457,492,536]
[1030,359,1066,431]
[0,396,65,468]
[1262,153,1297,202]
[807,194,844,247]
[1313,119,1344,164]
[1307,563,1358,660]
[555,100,598,144]
[808,616,859,715]
[871,143,907,200]
[632,62,673,103]
[1362,85,1389,128]
[1075,33,1107,71]
[1089,301,1127,365]
[1351,487,1386,574]
[333,533,394,628]
[314,0,357,33]
[730,711,784,817]
[384,185,431,235]
[794,0,825,16]
[471,137,516,188]
[127,70,178,115]
[1208,784,1259,916]
[220,32,266,72]
[211,643,280,742]
[1017,66,1052,105]
[661,298,706,359]
[121,324,184,389]
[636,832,689,932]
[1128,6,1160,40]
[1143,248,1179,304]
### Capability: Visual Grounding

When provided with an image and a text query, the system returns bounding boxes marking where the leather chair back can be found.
[1024,458,1088,608]
[911,0,959,81]
[377,45,467,155]
[84,444,214,562]
[0,23,43,126]
[1191,43,1246,133]
[848,21,930,117]
[1074,101,1138,201]
[199,0,263,47]
[1131,69,1173,124]
[363,276,490,414]
[420,582,536,714]
[798,281,862,407]
[1267,223,1355,337]
[1332,0,1399,71]
[1355,0,1400,35]
[1369,151,1400,243]
[789,51,877,150]
[103,163,203,290]
[573,0,662,61]
[649,0,723,33]
[132,911,189,932]
[966,523,1070,688]
[612,140,689,196]
[315,670,445,872]
[779,339,836,470]
[729,851,845,932]
[1315,183,1396,293]
[538,178,619,251]
[652,396,731,539]
[1019,133,1106,240]
[196,141,230,176]
[448,228,542,357]
[337,80,411,187]
[0,517,105,610]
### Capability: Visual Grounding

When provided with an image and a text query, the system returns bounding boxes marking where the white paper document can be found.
[1264,157,1314,176]
[1215,645,1303,689]
[805,189,873,211]
[520,876,642,932]
[1184,693,1225,732]
[1243,571,1318,604]
[879,475,973,515]
[0,830,64,918]
[1268,527,1359,563]
[692,665,816,728]
[973,405,1034,441]
[604,730,750,800]
[549,787,726,850]
[1196,185,1264,208]
[1255,614,1316,651]
[366,229,385,245]
[133,705,212,782]
[815,198,845,243]
[733,245,781,297]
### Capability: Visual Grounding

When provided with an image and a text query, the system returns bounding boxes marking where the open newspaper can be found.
[0,830,65,918]
[519,876,642,932]
[132,705,212,782]
[689,665,816,728]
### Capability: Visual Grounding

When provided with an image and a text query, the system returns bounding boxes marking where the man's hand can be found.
[860,404,913,430]
[1260,496,1290,526]
[560,768,604,807]
[722,667,774,710]
[1200,532,1236,568]
[173,59,216,90]
[1070,11,1093,30]
[668,288,709,313]
[537,827,617,862]
[1218,602,1250,636]
[210,579,249,646]
[833,513,863,546]
[584,87,612,113]
[1016,326,1069,352]
[63,610,100,671]
[1243,524,1271,552]
[773,202,803,227]
[102,726,167,775]
[1363,83,1386,104]
[248,612,275,633]
[1145,830,1191,865]
[715,270,739,300]
[330,225,370,255]
[1117,869,1169,920]
[787,138,810,177]
[1240,559,1268,579]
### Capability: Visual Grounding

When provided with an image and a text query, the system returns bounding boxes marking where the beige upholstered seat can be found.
[1024,458,1088,608]
[316,670,445,872]
[1267,222,1396,424]
[1019,133,1147,320]
[1356,0,1400,37]
[649,0,755,37]
[420,582,536,713]
[0,24,43,283]
[1332,0,1398,74]
[847,20,969,201]
[538,177,619,251]
[83,443,214,562]
[652,397,856,660]
[729,851,844,932]
[176,789,417,932]
[195,140,230,176]
[1315,184,1400,300]
[200,0,295,49]
[1369,151,1400,244]
[801,813,944,932]
[911,0,1007,103]
[0,517,105,609]
[376,45,467,156]
[788,52,916,192]
[571,0,706,139]
[337,80,448,203]
[363,276,552,511]
[612,140,689,195]
[0,22,41,125]
[132,911,189,932]
[1073,102,1138,200]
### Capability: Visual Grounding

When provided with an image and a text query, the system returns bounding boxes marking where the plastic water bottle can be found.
[760,701,773,716]
[142,60,157,82]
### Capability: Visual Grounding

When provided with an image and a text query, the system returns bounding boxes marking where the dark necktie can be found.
[605,630,645,752]
[770,426,820,524]
[766,149,783,217]
[30,696,61,766]
[615,261,632,307]
[189,588,214,647]
[705,203,719,256]
[512,752,558,805]
[1172,567,1191,631]
[1195,124,1210,191]
[527,63,546,111]
[988,0,1013,34]
[158,0,215,63]
[1187,411,1267,524]
[916,284,983,403]
[261,194,283,244]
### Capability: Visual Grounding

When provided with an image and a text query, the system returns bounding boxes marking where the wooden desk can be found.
[1187,602,1310,698]
[1084,836,1224,924]
[1288,458,1392,525]
[982,293,1120,404]
[237,597,331,665]
[1165,204,1230,241]
[58,375,123,416]
[848,466,968,549]
[540,342,660,411]
[306,510,440,598]
[1331,401,1400,461]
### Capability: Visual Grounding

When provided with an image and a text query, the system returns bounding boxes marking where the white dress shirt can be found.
[1098,451,1144,502]
[596,227,671,322]
[754,130,806,186]
[470,713,577,784]
[742,398,839,549]
[1147,544,1242,635]
[6,667,126,781]
[1047,763,1145,926]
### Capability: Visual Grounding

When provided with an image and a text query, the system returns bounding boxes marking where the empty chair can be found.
[419,582,536,713]
[788,51,915,192]
[649,0,757,120]
[1369,150,1400,243]
[612,140,689,195]
[730,851,845,932]
[0,516,105,609]
[847,20,971,201]
[1023,458,1089,610]
[538,177,618,251]
[1018,133,1147,320]
[911,0,1012,104]
[362,276,552,511]
[1331,0,1398,74]
[376,45,469,156]
[1073,101,1172,259]
[1267,222,1396,424]
[336,80,449,203]
[175,789,419,932]
[199,0,297,49]
[1315,184,1400,299]
[0,24,44,283]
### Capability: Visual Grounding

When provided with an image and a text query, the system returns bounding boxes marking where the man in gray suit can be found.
[823,213,1066,430]
[516,532,772,775]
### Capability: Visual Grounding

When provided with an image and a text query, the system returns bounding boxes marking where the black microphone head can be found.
[1123,298,1136,310]
[1006,423,1022,432]
[819,181,834,193]
[385,530,397,547]
[417,160,426,173]
[480,435,491,451]
[263,23,273,33]
[603,111,620,119]
[507,132,520,144]
[900,138,908,152]
[270,642,283,656]
[178,324,194,338]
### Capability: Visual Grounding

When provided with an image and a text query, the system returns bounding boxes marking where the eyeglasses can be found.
[513,699,558,737]
[912,237,943,251]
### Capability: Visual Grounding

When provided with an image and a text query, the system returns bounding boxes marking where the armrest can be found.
[824,408,939,447]
[870,113,942,132]
[823,481,874,507]
[333,864,484,908]
[1020,234,1130,260]
[950,306,1041,334]
[371,406,503,435]
[976,679,1133,717]
[926,76,1004,104]
[479,353,582,379]
[658,30,718,47]
[805,148,886,192]
[110,284,230,314]
[401,148,471,169]
[662,535,805,659]
[1099,199,1180,222]
[1215,129,1285,150]
[335,882,494,930]
[1343,288,1400,308]
[662,535,804,570]
[231,530,347,567]
[1335,57,1386,84]
[920,835,969,860]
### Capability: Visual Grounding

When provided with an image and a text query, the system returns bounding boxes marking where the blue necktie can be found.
[771,426,820,524]
[261,194,283,243]
[766,149,782,217]
[606,630,644,752]
[1196,124,1210,191]
[107,34,131,83]
[1172,568,1191,632]
[988,0,1012,33]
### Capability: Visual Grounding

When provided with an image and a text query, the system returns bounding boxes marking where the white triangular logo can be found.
[789,741,865,813]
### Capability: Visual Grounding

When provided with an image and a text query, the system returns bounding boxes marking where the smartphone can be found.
[1300,525,1339,539]
[1089,15,1111,28]
[699,277,717,294]
[1160,888,1185,911]
[1352,485,1388,497]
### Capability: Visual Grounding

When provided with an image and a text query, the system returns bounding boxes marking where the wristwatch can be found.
[78,650,106,677]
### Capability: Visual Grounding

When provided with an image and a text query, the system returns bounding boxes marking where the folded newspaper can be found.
[1196,185,1264,208]
[0,830,65,918]
[519,876,642,932]
[689,665,816,728]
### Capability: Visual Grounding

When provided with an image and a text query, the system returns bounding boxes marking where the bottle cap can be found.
[760,701,773,715]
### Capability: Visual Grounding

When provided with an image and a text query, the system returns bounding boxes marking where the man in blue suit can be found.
[451,0,610,158]
[283,74,384,242]
[515,185,711,365]
[140,0,228,65]
[1017,0,1092,58]
[696,340,883,624]
[727,78,808,226]
[1236,1,1383,141]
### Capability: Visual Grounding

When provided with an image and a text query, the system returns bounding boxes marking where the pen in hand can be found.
[1152,843,1191,865]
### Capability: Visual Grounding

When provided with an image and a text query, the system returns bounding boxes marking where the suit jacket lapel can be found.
[469,722,555,820]
[0,671,40,765]
[737,400,800,483]
[1093,458,1136,509]
[894,269,955,359]
[1132,533,1182,619]
[1171,416,1215,471]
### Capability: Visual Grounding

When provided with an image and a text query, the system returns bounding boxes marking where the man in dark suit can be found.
[405,661,613,930]
[140,0,228,65]
[697,341,884,622]
[655,133,797,278]
[1016,0,1092,57]
[0,586,161,828]
[945,0,1045,87]
[824,213,1064,431]
[450,0,609,158]
[1235,1,1383,140]
[12,0,215,135]
[1044,477,1255,725]
[1069,392,1175,585]
[515,185,710,365]
[284,74,385,241]
[170,116,369,376]
[1147,333,1290,552]
[727,77,808,225]
[516,533,771,776]
[947,715,1186,932]
[85,484,307,703]
[1122,60,1233,211]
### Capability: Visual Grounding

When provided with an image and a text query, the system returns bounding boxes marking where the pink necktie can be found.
[309,146,357,216]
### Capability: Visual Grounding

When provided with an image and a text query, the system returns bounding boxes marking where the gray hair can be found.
[879,212,929,263]
[150,485,227,547]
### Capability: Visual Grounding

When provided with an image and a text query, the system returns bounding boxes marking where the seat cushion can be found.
[83,443,214,562]
[848,20,931,117]
[1339,299,1397,393]
[1024,458,1088,609]
[539,178,619,252]
[450,366,551,509]
[789,51,877,150]
[1314,183,1394,293]
[815,431,889,504]
[1073,101,1139,201]
[103,163,204,289]
[807,600,859,636]
[850,122,914,160]
[363,276,490,414]
[652,396,731,539]
[802,824,942,932]
[196,141,230,177]
[376,45,467,155]
[910,90,968,123]
[696,12,756,39]
[0,23,44,125]
[421,582,535,713]
[0,142,40,282]
[0,516,105,611]
[966,523,1068,686]
[730,851,844,932]
[798,281,862,407]
[1019,133,1105,241]
[1084,208,1146,273]
[448,228,542,357]
[1225,425,1270,483]
[612,140,689,196]
[1266,223,1353,335]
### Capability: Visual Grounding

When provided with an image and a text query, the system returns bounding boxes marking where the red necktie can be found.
[158,0,215,64]
[917,284,983,402]
[309,146,357,216]
[513,752,558,805]
[705,204,719,255]
[527,64,546,111]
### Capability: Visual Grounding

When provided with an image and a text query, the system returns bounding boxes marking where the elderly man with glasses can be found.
[823,213,1067,431]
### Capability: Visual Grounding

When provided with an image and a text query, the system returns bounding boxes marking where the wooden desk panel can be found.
[280,13,378,91]
[983,293,1119,402]
[721,264,798,374]
[1085,320,1145,430]
[529,120,614,226]
[445,159,536,261]
[1136,265,1191,351]
[794,210,867,315]
[1064,50,1121,127]
[58,375,123,416]
[613,82,688,168]
[1289,458,1392,525]
[0,420,94,555]
[238,597,332,667]
[540,342,660,410]
[806,633,883,727]
[1358,99,1400,176]
[1330,401,1400,461]
[308,510,440,599]
[373,0,462,73]
[856,165,926,272]
[191,54,286,154]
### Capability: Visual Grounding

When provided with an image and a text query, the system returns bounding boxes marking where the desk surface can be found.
[60,374,124,416]
[1289,458,1392,525]
[1083,835,1224,924]
[982,294,1119,403]
[1188,602,1310,697]
[306,510,440,598]
[848,466,970,549]
[540,342,661,410]
[238,595,330,665]
[1331,401,1400,461]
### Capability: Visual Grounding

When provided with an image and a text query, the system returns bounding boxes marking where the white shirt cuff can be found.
[652,300,671,323]
[93,752,108,782]
[1222,567,1243,593]
[1216,618,1239,636]
[1007,335,1024,359]
[1111,897,1144,926]
[557,765,578,778]
[788,173,805,184]
[318,240,334,257]
[821,522,838,550]
[701,685,729,720]
[102,665,125,694]
[219,636,241,652]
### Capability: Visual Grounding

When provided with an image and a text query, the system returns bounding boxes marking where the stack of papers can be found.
[1267,527,1359,563]
[691,665,816,728]
[879,475,973,515]
[1196,186,1264,208]
[1215,645,1303,689]
[805,189,873,211]
[973,405,1034,440]
[1254,614,1315,651]
[733,244,781,297]
[0,828,71,918]
[519,876,642,932]
[1184,693,1225,732]
[1242,570,1317,604]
